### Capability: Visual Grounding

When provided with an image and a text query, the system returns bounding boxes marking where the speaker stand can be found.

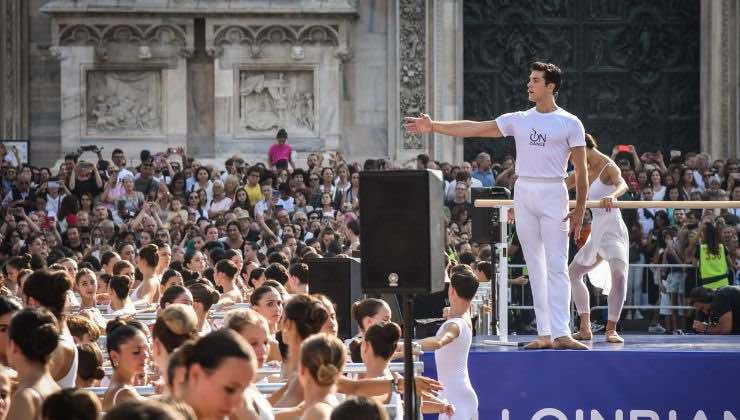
[482,205,518,347]
[402,295,418,420]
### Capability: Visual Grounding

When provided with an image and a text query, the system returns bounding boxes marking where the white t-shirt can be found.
[495,106,585,178]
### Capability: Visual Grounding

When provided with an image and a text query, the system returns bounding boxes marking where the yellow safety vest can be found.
[699,244,729,290]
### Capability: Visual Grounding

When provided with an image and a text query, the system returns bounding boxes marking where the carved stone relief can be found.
[212,24,340,59]
[236,70,315,137]
[58,23,191,61]
[85,70,162,136]
[398,0,426,149]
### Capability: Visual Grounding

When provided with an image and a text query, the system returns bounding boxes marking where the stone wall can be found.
[2,1,738,167]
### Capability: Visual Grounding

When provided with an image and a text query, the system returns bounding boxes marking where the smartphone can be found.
[617,145,631,153]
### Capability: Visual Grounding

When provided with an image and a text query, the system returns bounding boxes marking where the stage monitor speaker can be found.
[359,170,445,294]
[307,257,362,339]
[471,186,511,244]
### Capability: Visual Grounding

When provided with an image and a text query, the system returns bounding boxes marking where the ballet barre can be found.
[84,383,285,396]
[475,199,740,209]
[274,404,399,417]
[100,310,234,321]
[257,361,424,376]
[101,361,425,378]
[85,386,156,397]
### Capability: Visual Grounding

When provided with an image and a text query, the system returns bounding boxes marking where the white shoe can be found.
[633,311,644,320]
[648,325,666,334]
[625,312,633,320]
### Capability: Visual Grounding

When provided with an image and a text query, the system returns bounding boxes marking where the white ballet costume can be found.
[434,317,477,420]
[570,164,629,322]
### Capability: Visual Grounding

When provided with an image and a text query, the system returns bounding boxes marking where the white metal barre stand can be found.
[483,204,518,347]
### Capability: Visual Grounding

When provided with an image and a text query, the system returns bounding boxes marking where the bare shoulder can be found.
[302,403,333,420]
[8,388,41,420]
[604,162,622,182]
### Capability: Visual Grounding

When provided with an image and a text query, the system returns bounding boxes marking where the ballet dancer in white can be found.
[405,62,589,350]
[566,134,629,343]
[414,266,479,420]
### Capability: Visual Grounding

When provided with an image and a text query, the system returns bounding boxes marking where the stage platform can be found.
[421,335,740,420]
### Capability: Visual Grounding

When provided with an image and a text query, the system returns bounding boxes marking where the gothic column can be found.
[700,0,739,159]
[391,0,428,162]
[429,0,463,164]
[0,0,30,140]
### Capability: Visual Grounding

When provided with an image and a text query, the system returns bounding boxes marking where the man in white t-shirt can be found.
[406,62,589,350]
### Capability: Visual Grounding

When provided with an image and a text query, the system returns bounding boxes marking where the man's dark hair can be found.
[450,265,479,301]
[289,263,309,285]
[530,61,562,93]
[276,128,288,139]
[689,286,715,304]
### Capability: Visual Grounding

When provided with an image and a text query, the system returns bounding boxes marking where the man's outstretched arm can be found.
[405,113,504,138]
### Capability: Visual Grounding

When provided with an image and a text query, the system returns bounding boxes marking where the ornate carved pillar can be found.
[429,0,463,164]
[392,0,429,161]
[0,0,30,140]
[701,0,739,159]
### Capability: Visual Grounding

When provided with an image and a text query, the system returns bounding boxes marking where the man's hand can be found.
[404,113,434,134]
[564,206,585,238]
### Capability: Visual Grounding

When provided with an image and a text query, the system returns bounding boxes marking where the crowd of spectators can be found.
[0,131,738,418]
[0,133,467,420]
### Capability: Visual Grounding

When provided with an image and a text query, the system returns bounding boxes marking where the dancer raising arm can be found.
[406,62,589,350]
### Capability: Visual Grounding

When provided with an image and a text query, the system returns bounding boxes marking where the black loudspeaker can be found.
[359,170,446,294]
[471,187,511,244]
[307,257,362,339]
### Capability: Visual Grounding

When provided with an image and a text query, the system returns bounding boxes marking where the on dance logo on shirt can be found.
[529,128,547,147]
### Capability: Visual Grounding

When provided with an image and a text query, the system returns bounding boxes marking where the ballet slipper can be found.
[522,337,552,350]
[605,329,624,344]
[553,336,590,350]
[571,330,593,341]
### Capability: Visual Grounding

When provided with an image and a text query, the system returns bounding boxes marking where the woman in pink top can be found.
[268,128,293,170]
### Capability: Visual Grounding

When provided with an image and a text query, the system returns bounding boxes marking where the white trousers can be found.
[514,178,572,339]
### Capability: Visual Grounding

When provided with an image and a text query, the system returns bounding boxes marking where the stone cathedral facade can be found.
[0,0,738,167]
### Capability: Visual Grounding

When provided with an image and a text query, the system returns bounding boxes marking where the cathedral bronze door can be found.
[463,0,700,162]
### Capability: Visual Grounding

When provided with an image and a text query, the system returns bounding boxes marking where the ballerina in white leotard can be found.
[415,266,479,420]
[565,134,630,343]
